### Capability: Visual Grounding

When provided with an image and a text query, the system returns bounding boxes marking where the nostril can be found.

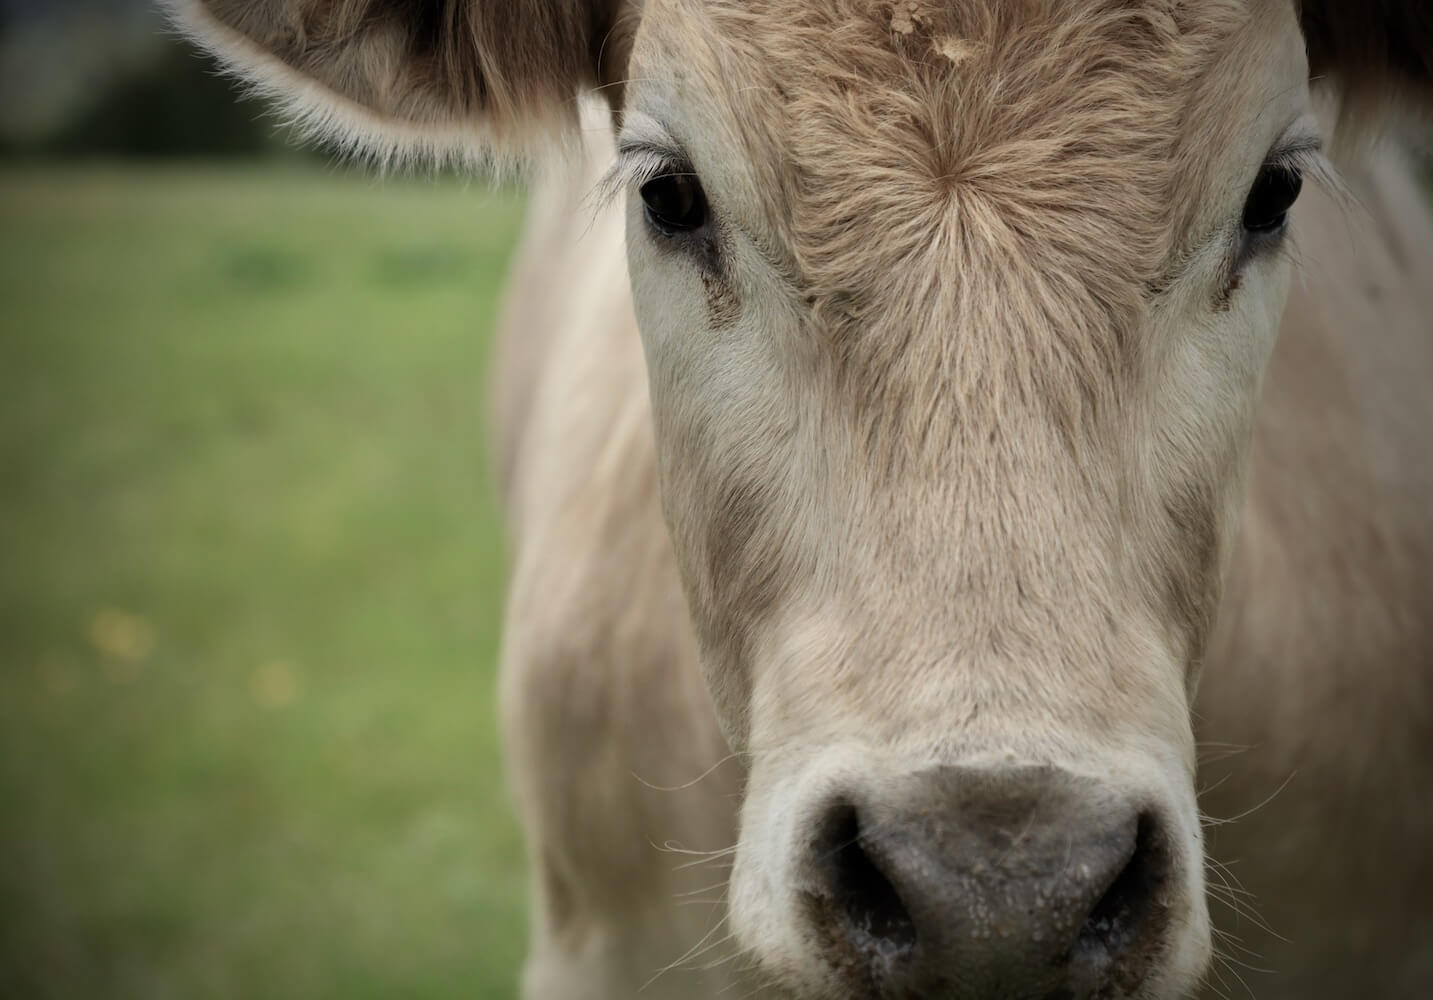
[809,803,917,965]
[801,773,1182,998]
[1074,812,1172,972]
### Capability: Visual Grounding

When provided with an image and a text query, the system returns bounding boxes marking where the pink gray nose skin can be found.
[801,765,1175,999]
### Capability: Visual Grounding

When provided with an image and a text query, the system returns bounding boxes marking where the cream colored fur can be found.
[177,1,1433,996]
[500,115,1433,1000]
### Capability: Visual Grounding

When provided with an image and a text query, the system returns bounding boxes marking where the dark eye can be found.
[1241,163,1303,234]
[640,173,708,234]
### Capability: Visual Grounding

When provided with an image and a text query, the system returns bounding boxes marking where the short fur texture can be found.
[176,1,1433,997]
[666,0,1250,680]
[170,0,638,166]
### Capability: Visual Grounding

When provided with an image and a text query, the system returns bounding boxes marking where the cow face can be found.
[616,2,1316,994]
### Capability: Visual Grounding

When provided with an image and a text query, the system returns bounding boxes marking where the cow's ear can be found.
[1299,1,1433,117]
[169,0,637,166]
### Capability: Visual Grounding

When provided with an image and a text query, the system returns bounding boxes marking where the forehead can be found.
[628,0,1307,294]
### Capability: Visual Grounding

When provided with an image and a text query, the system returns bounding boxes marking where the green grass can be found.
[0,163,530,998]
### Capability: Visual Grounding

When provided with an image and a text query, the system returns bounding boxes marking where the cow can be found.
[174,1,1433,997]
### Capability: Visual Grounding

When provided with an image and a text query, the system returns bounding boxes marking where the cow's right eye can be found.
[640,173,708,235]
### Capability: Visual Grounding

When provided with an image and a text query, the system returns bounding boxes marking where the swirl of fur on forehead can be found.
[646,0,1301,431]
[615,0,1336,704]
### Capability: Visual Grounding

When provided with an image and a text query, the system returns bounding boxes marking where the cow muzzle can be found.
[796,764,1176,998]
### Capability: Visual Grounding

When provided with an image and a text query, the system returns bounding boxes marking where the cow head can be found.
[176,1,1431,996]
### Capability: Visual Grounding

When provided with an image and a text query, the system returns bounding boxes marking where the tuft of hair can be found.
[165,0,635,172]
[694,0,1247,451]
[1299,0,1433,138]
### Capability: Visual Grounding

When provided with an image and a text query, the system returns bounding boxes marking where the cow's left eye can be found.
[640,173,708,234]
[1242,163,1303,235]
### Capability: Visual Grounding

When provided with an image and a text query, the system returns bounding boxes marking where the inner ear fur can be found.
[1300,0,1433,117]
[171,0,636,165]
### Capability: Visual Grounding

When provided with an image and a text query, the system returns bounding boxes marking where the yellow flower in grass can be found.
[88,607,154,681]
[251,660,301,709]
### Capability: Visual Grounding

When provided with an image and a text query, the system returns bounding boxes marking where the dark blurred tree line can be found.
[60,47,278,156]
[6,45,279,158]
[0,0,293,159]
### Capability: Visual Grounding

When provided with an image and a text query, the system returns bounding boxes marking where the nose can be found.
[803,765,1173,999]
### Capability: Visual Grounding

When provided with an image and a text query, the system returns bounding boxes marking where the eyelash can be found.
[597,144,688,213]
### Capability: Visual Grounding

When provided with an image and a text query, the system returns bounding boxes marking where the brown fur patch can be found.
[187,0,635,147]
[700,267,741,328]
[695,227,741,328]
[1300,0,1433,114]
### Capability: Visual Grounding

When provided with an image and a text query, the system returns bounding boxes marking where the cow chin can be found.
[727,743,1211,1000]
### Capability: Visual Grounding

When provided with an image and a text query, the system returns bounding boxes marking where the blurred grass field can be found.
[0,164,531,998]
